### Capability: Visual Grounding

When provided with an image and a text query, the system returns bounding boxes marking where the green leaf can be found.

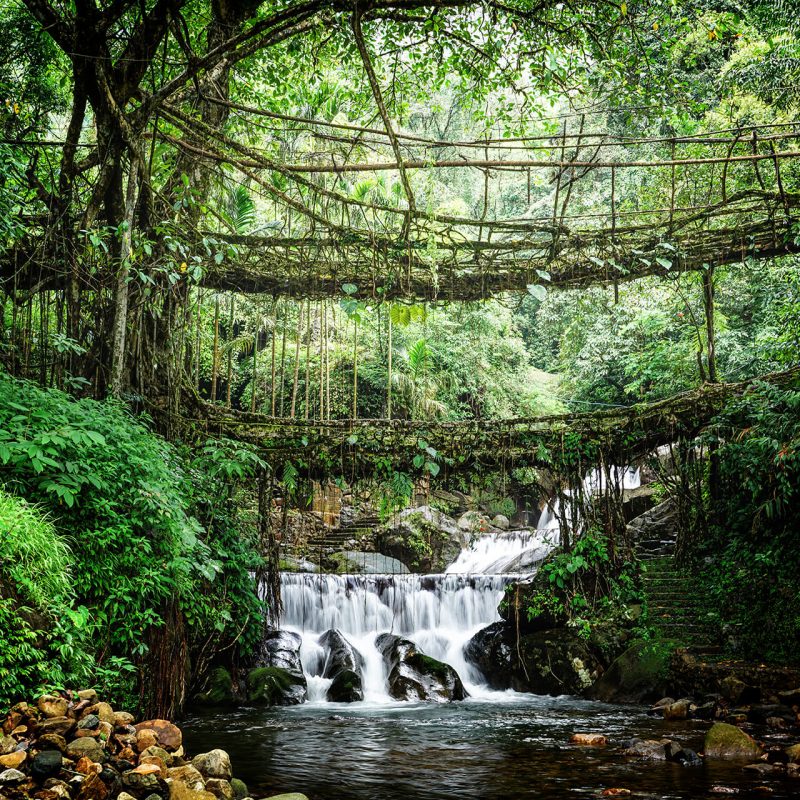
[527,284,547,301]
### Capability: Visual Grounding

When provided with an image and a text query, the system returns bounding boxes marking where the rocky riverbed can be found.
[0,692,308,800]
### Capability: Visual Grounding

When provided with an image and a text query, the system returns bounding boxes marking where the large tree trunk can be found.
[110,162,140,396]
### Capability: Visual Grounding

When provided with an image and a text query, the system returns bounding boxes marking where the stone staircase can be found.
[304,515,381,552]
[640,555,722,657]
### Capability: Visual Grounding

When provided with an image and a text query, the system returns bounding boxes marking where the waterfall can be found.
[445,529,555,574]
[537,466,641,534]
[277,466,638,704]
[279,530,548,703]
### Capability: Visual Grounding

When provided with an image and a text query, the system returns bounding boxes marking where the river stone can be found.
[704,723,763,760]
[38,695,69,719]
[0,768,26,784]
[39,716,77,738]
[589,641,670,703]
[377,634,466,702]
[77,690,99,704]
[570,733,606,746]
[78,715,100,731]
[167,766,206,792]
[247,667,307,706]
[44,778,73,799]
[230,779,248,800]
[66,737,106,763]
[263,795,310,800]
[623,738,677,760]
[778,687,800,706]
[663,699,692,720]
[259,630,306,678]
[0,751,26,769]
[141,746,172,767]
[168,782,216,800]
[251,630,307,704]
[328,669,363,703]
[0,735,15,755]
[134,721,182,752]
[191,750,232,781]
[491,514,510,530]
[204,779,233,800]
[457,510,494,532]
[76,770,109,800]
[121,768,162,795]
[786,743,800,763]
[139,757,168,779]
[88,703,116,726]
[31,749,63,780]
[376,506,467,572]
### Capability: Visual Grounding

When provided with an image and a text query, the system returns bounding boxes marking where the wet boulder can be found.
[259,630,305,676]
[246,668,306,706]
[194,667,237,706]
[319,630,364,703]
[375,506,467,572]
[249,630,307,705]
[588,641,670,704]
[704,723,763,760]
[376,634,466,702]
[465,622,601,696]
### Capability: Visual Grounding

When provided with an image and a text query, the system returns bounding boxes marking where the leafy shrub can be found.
[698,381,800,662]
[0,374,265,709]
[0,490,90,707]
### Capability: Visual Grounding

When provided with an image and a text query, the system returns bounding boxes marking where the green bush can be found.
[0,490,90,708]
[699,381,800,663]
[0,374,265,709]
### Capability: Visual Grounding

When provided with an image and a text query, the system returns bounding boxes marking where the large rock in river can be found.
[704,723,764,760]
[376,634,467,702]
[319,629,364,702]
[249,630,307,705]
[588,640,670,703]
[465,622,600,696]
[376,506,468,572]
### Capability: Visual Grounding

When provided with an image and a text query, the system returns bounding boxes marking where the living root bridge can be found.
[177,367,800,479]
[4,192,798,303]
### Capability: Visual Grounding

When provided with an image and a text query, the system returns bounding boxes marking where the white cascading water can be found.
[279,466,639,704]
[538,467,641,532]
[281,571,516,702]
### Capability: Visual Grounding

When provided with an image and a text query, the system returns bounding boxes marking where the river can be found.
[183,696,798,799]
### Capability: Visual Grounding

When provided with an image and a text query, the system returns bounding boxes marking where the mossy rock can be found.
[246,667,306,706]
[327,669,363,702]
[263,795,310,800]
[195,667,236,706]
[406,653,452,682]
[230,779,248,800]
[704,722,764,760]
[588,640,671,703]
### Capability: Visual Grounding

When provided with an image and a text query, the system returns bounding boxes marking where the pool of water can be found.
[182,696,799,800]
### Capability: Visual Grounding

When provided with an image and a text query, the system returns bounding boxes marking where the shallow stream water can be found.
[182,696,799,800]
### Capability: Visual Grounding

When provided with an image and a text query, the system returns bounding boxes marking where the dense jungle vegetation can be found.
[1,0,799,714]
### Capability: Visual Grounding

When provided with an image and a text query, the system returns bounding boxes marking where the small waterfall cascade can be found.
[538,466,641,532]
[280,529,551,703]
[277,466,638,705]
[445,529,556,574]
